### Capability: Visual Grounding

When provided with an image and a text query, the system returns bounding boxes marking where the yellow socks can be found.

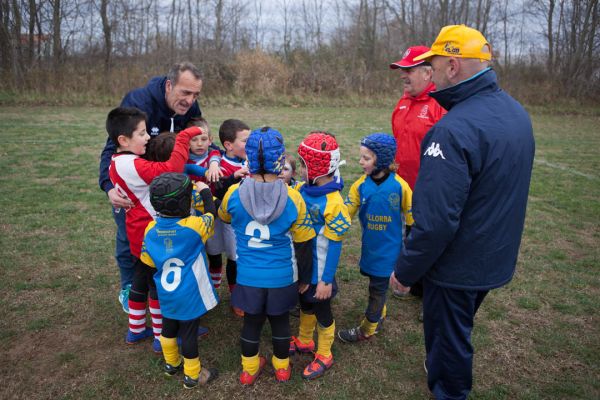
[360,303,387,336]
[316,321,335,358]
[360,318,379,337]
[183,357,201,379]
[271,355,289,371]
[241,354,260,375]
[160,336,180,367]
[298,311,317,344]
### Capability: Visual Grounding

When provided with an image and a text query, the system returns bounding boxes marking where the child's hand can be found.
[205,162,223,183]
[314,281,332,300]
[234,166,249,179]
[195,181,209,192]
[180,126,202,137]
[298,283,309,294]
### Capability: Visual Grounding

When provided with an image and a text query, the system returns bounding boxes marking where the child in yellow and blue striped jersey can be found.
[337,133,414,343]
[140,173,219,389]
[277,152,302,190]
[278,152,303,319]
[218,127,315,385]
[289,131,351,380]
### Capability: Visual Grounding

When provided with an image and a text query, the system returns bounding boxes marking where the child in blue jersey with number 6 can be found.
[337,133,414,343]
[218,127,315,385]
[140,173,219,389]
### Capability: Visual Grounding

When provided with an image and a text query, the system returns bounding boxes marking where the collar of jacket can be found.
[300,179,343,197]
[402,81,437,101]
[148,76,174,117]
[429,67,496,111]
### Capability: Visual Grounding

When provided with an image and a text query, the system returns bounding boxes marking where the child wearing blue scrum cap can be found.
[338,133,414,343]
[218,127,315,385]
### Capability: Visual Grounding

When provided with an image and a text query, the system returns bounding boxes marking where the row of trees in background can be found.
[0,0,598,105]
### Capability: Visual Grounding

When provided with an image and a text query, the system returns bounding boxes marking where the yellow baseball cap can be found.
[413,25,492,62]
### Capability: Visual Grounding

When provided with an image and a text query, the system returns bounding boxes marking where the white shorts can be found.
[206,218,237,260]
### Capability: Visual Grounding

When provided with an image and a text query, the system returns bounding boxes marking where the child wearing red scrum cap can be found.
[290,131,352,380]
[337,133,414,343]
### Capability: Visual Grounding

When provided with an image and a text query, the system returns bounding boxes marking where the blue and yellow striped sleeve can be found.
[323,192,351,241]
[288,187,316,243]
[178,214,215,243]
[396,175,414,226]
[345,175,366,219]
[140,221,157,268]
[218,183,239,223]
[191,184,216,214]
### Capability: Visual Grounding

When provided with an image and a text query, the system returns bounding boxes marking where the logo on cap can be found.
[402,49,410,59]
[444,42,461,55]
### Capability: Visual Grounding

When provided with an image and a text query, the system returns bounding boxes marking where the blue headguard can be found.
[246,126,286,175]
[360,133,397,170]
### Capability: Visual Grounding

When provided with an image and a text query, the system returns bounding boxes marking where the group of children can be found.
[105,106,413,389]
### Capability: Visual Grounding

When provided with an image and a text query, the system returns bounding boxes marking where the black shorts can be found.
[232,283,298,316]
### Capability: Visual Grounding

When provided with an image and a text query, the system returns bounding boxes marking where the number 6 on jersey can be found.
[161,258,184,291]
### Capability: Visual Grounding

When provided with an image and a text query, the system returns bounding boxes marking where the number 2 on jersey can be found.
[245,221,272,248]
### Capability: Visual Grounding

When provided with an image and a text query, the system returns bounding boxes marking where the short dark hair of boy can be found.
[284,152,297,173]
[219,119,250,146]
[106,107,147,147]
[187,117,211,136]
[144,132,176,162]
[167,61,203,85]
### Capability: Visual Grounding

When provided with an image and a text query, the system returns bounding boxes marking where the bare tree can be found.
[51,0,61,70]
[100,0,112,71]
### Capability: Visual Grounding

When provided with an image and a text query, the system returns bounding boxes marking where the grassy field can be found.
[0,105,598,399]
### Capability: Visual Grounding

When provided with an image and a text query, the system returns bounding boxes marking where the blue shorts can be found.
[300,278,338,304]
[232,283,298,316]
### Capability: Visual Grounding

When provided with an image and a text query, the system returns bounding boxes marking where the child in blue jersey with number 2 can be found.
[337,133,414,343]
[218,127,315,385]
[141,174,219,389]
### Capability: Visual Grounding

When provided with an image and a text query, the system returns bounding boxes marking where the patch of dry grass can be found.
[0,106,598,399]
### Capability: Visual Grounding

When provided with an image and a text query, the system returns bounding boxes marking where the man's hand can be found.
[205,161,223,183]
[107,188,133,209]
[233,166,249,179]
[389,271,410,295]
[314,281,332,300]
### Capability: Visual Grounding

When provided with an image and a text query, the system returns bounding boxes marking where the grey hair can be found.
[167,62,203,85]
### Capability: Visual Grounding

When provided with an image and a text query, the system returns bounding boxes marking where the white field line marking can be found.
[535,158,597,180]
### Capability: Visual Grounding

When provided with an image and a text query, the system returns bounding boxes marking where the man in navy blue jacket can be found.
[99,62,202,312]
[390,25,535,399]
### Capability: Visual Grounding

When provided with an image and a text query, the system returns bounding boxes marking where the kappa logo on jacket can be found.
[423,142,446,159]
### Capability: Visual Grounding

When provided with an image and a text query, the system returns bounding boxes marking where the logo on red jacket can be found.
[417,105,430,119]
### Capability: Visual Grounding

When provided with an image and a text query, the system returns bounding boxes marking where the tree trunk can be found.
[0,2,13,76]
[28,0,36,67]
[100,0,112,72]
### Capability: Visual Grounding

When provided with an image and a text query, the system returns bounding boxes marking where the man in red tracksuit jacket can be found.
[390,46,446,191]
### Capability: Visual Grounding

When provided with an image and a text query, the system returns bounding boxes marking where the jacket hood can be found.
[238,178,288,225]
[429,68,496,111]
